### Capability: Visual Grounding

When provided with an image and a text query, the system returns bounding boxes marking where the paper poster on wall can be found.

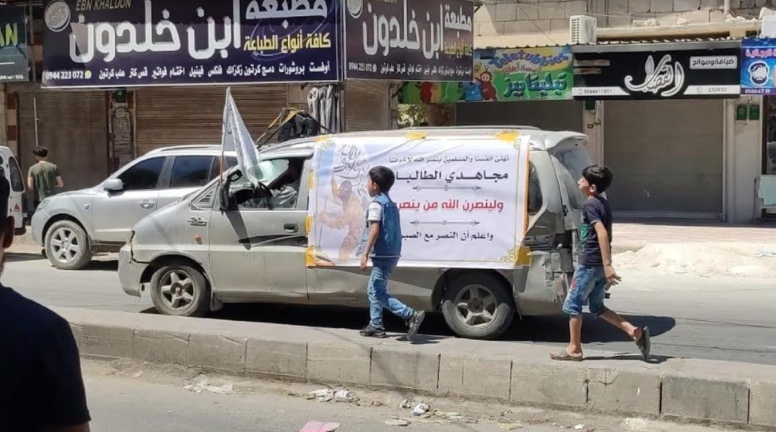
[307,135,530,269]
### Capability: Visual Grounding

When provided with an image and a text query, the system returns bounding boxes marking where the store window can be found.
[764,97,776,175]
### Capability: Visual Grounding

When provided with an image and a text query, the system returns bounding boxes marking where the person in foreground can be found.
[0,175,91,430]
[551,165,650,361]
[358,166,425,340]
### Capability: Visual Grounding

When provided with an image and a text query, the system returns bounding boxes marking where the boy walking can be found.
[358,166,425,340]
[551,165,650,361]
[27,146,64,210]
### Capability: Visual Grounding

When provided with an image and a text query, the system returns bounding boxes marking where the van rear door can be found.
[6,154,24,230]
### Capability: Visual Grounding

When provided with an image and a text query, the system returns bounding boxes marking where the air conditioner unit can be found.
[570,15,598,44]
[762,15,776,37]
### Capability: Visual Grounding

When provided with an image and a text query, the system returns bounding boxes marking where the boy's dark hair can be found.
[582,165,613,193]
[32,146,49,158]
[368,166,395,193]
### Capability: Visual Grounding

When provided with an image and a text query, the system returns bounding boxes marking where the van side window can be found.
[8,157,24,192]
[230,157,305,210]
[528,163,542,214]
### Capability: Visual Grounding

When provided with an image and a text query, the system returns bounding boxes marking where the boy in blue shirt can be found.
[359,166,425,340]
[551,165,650,361]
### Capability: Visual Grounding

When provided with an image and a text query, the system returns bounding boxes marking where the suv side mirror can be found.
[103,178,123,192]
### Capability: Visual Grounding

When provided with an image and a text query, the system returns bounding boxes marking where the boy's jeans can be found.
[368,257,414,328]
[561,264,609,317]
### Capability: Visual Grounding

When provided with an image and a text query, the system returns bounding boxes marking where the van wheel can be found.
[150,262,210,317]
[441,273,515,340]
[45,220,92,270]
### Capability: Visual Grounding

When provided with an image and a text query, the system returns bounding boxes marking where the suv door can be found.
[91,156,167,244]
[206,157,308,301]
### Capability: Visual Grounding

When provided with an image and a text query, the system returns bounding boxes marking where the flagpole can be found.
[219,88,230,187]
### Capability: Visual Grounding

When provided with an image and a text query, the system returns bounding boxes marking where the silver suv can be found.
[31,145,237,270]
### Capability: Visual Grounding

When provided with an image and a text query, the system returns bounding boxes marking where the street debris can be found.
[183,376,234,395]
[498,422,524,430]
[132,371,143,378]
[299,421,340,432]
[306,388,358,404]
[574,425,585,430]
[411,403,430,416]
[384,419,410,427]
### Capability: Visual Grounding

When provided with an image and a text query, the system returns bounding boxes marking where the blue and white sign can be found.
[742,38,776,95]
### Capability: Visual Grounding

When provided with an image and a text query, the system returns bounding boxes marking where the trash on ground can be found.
[384,419,410,427]
[307,389,334,402]
[334,389,357,403]
[298,421,340,432]
[498,423,524,430]
[400,399,412,409]
[183,377,233,395]
[132,371,143,378]
[574,425,585,430]
[411,403,430,416]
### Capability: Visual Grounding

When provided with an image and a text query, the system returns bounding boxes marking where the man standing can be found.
[27,146,64,210]
[0,174,91,430]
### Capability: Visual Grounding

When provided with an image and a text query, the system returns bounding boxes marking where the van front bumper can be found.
[119,244,149,298]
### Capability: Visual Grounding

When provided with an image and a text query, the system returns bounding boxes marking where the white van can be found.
[0,147,25,235]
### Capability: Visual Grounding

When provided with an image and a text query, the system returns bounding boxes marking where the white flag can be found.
[221,88,261,188]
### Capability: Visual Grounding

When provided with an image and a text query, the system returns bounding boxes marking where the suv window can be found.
[170,156,216,188]
[118,157,165,191]
[528,163,542,214]
[8,157,24,192]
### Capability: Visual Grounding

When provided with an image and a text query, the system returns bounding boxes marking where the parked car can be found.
[118,128,593,340]
[0,146,26,235]
[31,145,237,270]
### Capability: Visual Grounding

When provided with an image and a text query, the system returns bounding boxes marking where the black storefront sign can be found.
[572,44,741,100]
[344,0,474,81]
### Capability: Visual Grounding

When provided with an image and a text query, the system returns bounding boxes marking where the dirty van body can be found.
[118,128,592,340]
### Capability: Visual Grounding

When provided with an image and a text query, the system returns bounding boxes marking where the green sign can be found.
[401,46,573,104]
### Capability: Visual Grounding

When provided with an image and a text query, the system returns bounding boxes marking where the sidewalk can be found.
[613,220,776,252]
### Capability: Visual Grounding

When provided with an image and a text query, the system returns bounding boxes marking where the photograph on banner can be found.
[42,0,341,88]
[344,0,474,81]
[400,46,573,104]
[742,38,776,95]
[0,5,29,82]
[307,136,530,269]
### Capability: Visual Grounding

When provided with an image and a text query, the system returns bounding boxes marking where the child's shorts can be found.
[562,265,609,317]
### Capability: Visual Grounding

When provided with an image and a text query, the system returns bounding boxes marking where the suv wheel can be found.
[441,273,515,340]
[150,261,210,317]
[45,220,93,270]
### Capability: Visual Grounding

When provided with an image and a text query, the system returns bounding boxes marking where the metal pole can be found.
[724,0,730,15]
[33,97,39,147]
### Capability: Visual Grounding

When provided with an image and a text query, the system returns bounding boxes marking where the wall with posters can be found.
[400,46,572,104]
[741,38,776,95]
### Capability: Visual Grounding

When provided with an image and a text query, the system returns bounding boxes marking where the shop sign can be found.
[572,46,741,99]
[741,38,776,95]
[0,6,29,82]
[42,0,342,88]
[400,46,573,103]
[344,0,474,81]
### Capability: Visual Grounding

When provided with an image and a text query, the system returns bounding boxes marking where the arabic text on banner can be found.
[222,88,261,187]
[0,5,29,82]
[344,0,474,82]
[42,0,341,88]
[741,38,776,95]
[401,47,573,103]
[307,136,531,269]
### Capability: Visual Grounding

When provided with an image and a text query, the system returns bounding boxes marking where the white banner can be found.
[221,88,260,187]
[307,134,530,269]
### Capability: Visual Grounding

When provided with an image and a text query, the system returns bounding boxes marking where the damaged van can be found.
[118,127,594,340]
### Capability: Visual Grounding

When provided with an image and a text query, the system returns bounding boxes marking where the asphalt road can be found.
[81,359,728,432]
[5,253,776,366]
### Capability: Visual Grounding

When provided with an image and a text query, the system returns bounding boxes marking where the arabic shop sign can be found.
[0,6,29,82]
[741,38,776,95]
[344,0,474,81]
[42,0,341,88]
[400,47,572,104]
[572,46,741,99]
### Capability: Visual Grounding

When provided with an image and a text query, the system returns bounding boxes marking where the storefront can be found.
[573,40,741,219]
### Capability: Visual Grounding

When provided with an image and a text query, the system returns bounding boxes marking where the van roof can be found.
[260,127,588,157]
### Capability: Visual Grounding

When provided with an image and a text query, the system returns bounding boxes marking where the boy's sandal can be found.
[636,326,651,360]
[549,350,583,362]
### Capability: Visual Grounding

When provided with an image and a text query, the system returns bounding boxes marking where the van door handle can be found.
[139,200,155,209]
[284,223,298,233]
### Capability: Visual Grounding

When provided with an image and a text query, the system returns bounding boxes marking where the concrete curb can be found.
[58,307,776,429]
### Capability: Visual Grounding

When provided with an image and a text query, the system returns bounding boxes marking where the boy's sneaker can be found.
[406,311,425,341]
[359,324,387,338]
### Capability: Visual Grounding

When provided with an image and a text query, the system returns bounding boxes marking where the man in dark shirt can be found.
[0,175,91,431]
[550,165,651,362]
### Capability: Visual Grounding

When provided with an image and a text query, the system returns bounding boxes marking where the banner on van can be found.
[306,134,531,269]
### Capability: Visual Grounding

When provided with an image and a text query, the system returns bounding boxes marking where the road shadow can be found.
[77,259,119,271]
[582,353,672,364]
[208,303,676,346]
[6,252,45,263]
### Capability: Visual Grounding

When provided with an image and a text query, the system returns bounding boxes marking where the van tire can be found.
[150,262,210,317]
[441,273,515,340]
[45,220,92,270]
